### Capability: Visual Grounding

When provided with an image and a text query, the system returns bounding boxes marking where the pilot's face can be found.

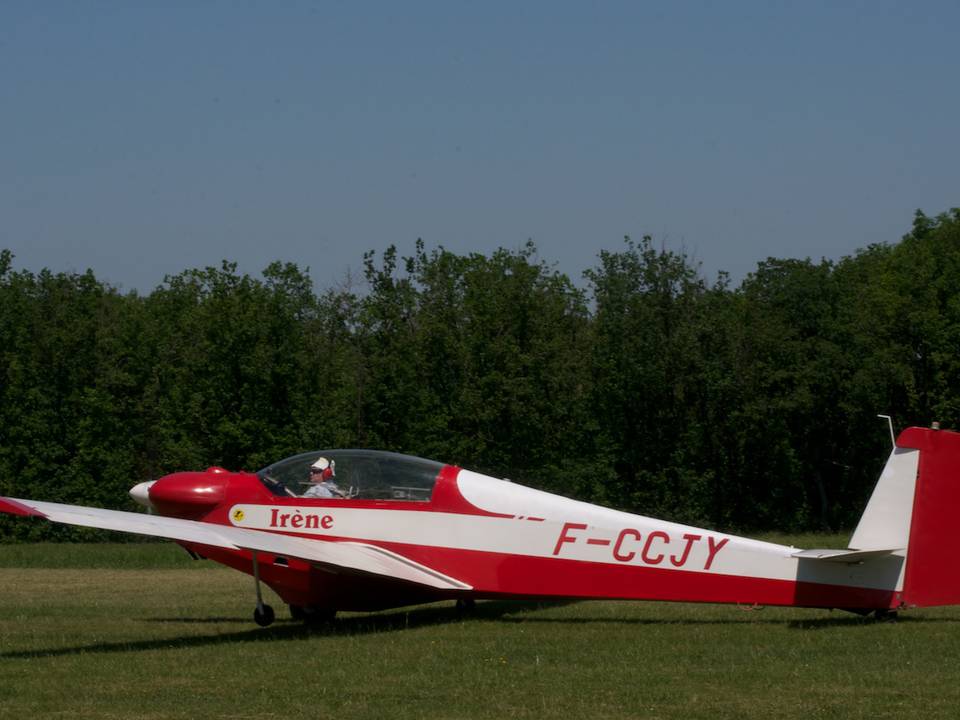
[310,468,325,483]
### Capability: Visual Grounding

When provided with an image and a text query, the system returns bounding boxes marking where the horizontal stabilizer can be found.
[792,548,902,563]
[0,496,471,591]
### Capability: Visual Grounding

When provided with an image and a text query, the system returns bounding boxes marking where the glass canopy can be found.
[257,450,445,502]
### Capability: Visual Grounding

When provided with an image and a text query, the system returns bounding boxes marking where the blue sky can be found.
[2,1,957,293]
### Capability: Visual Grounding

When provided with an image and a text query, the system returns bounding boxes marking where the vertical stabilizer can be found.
[849,447,919,551]
[896,427,960,607]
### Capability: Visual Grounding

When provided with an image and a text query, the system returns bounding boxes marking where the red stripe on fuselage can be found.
[378,543,896,610]
[216,524,896,611]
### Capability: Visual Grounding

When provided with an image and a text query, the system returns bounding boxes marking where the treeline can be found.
[2,209,959,541]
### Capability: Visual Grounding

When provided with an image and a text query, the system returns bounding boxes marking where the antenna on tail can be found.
[877,415,896,449]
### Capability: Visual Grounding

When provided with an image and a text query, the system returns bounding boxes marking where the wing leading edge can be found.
[0,496,471,591]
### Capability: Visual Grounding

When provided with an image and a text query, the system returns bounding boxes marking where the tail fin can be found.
[849,444,919,554]
[894,427,960,607]
[851,426,960,607]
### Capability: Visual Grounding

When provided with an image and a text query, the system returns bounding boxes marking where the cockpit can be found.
[257,450,445,502]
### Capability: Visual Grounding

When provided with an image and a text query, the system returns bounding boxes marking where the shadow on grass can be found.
[0,600,562,660]
[142,616,253,625]
[4,602,958,659]
[784,614,960,630]
[493,613,960,628]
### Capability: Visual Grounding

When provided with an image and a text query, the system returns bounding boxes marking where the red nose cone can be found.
[148,470,229,519]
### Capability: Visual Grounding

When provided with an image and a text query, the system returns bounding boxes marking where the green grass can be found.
[0,541,195,568]
[2,542,959,720]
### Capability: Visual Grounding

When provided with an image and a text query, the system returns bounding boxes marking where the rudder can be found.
[897,426,960,607]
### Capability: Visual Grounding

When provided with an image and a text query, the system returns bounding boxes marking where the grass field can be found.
[2,541,959,720]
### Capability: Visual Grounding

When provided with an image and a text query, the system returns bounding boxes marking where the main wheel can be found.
[306,607,337,624]
[254,603,276,627]
[289,604,336,624]
[309,607,337,623]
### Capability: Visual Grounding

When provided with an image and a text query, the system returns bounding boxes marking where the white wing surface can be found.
[0,496,470,591]
[791,548,903,563]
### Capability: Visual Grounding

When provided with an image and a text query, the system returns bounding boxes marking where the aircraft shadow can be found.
[4,602,957,660]
[0,600,563,660]
[784,614,960,630]
[493,614,938,629]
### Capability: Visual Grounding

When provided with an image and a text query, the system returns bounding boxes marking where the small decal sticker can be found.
[232,509,245,523]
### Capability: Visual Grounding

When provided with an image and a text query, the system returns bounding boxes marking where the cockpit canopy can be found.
[257,450,445,502]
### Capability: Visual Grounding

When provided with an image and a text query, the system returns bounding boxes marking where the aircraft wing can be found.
[791,548,903,563]
[0,496,471,591]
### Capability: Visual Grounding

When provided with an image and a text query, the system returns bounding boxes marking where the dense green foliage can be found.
[2,209,959,540]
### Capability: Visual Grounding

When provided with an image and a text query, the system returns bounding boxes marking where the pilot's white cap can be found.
[311,457,330,471]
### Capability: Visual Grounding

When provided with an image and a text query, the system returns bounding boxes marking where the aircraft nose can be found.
[129,481,156,509]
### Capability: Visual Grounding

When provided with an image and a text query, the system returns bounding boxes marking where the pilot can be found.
[302,457,346,498]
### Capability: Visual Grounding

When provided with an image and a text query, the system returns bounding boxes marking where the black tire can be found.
[254,604,275,627]
[455,598,476,613]
[289,604,336,624]
[305,606,337,624]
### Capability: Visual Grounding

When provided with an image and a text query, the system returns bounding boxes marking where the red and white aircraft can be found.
[2,425,959,626]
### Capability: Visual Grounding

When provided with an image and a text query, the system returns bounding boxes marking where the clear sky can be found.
[2,1,958,293]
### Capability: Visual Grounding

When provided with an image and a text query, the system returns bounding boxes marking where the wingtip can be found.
[0,497,48,518]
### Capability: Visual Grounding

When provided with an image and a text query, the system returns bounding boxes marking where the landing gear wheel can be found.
[455,598,476,613]
[309,608,337,624]
[289,604,336,624]
[254,604,275,627]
